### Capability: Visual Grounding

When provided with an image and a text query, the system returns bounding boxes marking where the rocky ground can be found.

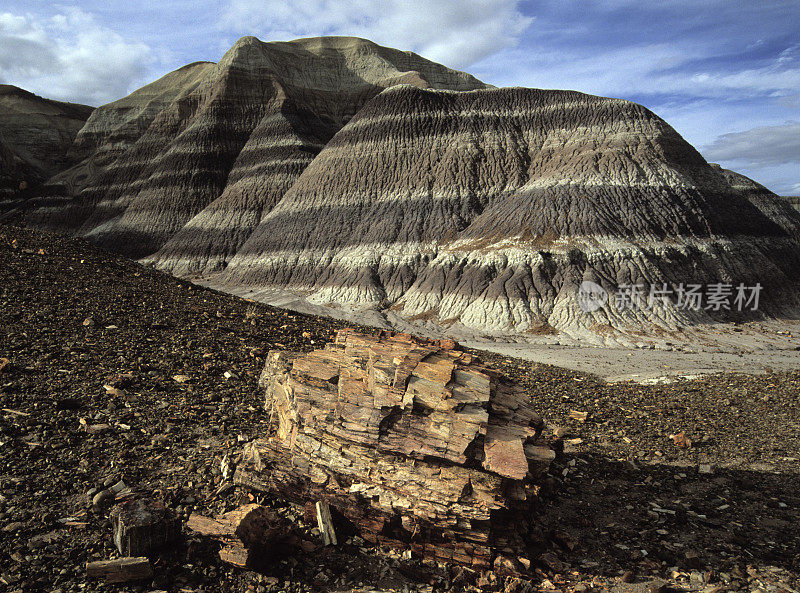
[1,224,798,593]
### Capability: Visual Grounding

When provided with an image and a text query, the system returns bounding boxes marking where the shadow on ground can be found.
[534,453,800,579]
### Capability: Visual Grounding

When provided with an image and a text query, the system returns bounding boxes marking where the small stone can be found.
[671,432,692,449]
[517,556,531,571]
[551,529,578,551]
[92,489,115,509]
[2,521,26,532]
[504,576,532,593]
[685,550,701,569]
[493,555,517,574]
[151,434,169,446]
[313,570,330,585]
[103,385,126,398]
[649,581,668,593]
[109,480,127,494]
[172,374,190,383]
[537,551,564,573]
[28,531,61,548]
[622,570,636,583]
[699,464,713,474]
[102,475,120,488]
[690,571,705,588]
[569,410,588,422]
[86,423,112,435]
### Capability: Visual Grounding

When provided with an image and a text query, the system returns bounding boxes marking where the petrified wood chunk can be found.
[236,329,556,568]
[86,557,152,583]
[187,504,295,568]
[316,501,337,546]
[110,498,180,556]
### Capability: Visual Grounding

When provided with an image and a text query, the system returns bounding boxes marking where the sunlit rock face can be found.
[16,36,800,340]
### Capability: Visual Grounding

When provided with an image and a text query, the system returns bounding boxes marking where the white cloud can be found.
[0,8,154,106]
[702,121,800,167]
[220,0,532,69]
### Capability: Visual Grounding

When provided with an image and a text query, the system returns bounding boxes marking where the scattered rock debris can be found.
[0,224,798,592]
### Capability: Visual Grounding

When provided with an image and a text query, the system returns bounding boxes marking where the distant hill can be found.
[783,196,800,212]
[0,85,93,198]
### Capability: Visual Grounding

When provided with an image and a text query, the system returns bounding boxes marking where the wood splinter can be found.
[86,557,152,583]
[316,501,337,546]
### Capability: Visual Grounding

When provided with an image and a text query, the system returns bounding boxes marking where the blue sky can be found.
[1,0,798,194]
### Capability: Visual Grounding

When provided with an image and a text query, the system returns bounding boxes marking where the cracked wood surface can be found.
[236,329,556,567]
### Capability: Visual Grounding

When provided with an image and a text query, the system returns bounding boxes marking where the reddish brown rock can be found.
[187,504,296,569]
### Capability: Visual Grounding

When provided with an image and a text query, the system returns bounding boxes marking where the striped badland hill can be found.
[12,36,800,342]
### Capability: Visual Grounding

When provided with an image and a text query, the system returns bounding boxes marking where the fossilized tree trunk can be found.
[235,329,556,568]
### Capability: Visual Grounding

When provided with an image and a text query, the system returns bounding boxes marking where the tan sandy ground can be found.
[200,282,800,383]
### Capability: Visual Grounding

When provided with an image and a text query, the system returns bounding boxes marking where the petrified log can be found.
[186,504,294,568]
[86,557,152,583]
[110,498,180,556]
[235,329,556,568]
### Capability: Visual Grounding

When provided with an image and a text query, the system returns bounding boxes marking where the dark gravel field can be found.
[1,224,798,593]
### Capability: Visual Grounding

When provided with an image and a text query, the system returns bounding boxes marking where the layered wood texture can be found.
[234,329,556,567]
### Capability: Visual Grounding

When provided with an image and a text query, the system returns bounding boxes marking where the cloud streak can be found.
[474,11,800,104]
[703,121,800,168]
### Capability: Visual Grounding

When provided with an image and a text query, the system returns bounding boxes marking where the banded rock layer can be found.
[13,35,800,341]
[219,85,800,341]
